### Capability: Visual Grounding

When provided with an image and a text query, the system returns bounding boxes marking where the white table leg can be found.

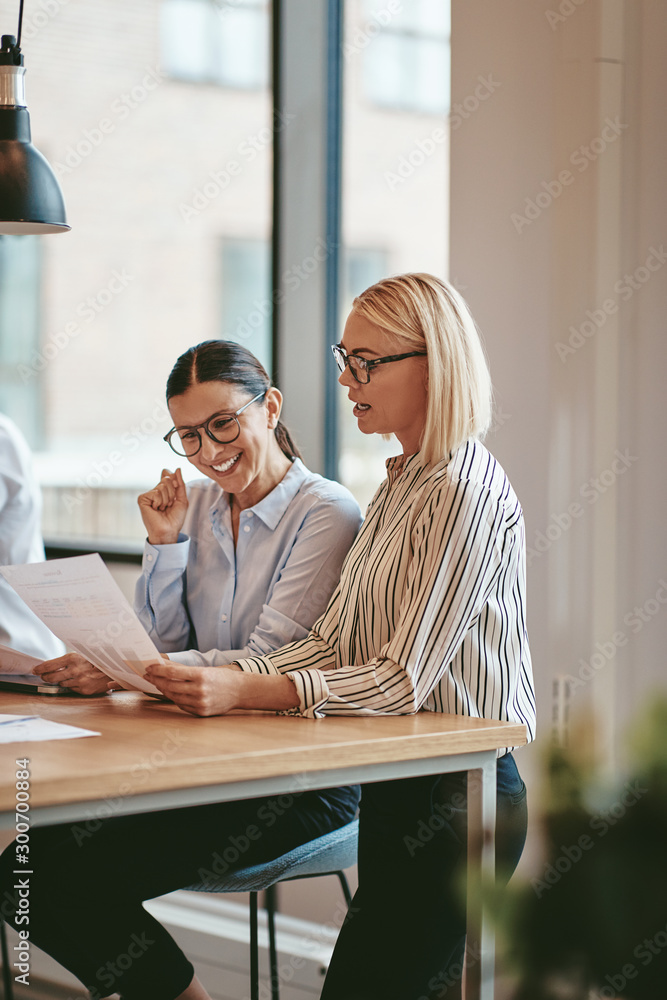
[465,755,497,1000]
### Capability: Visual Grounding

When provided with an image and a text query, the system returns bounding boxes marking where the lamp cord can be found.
[16,0,24,50]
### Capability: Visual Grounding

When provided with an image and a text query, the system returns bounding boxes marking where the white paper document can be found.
[0,554,162,695]
[0,643,42,675]
[0,713,100,742]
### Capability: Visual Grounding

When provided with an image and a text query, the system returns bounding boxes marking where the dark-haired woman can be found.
[134,339,361,679]
[36,339,362,695]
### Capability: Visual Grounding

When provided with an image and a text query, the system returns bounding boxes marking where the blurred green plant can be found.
[494,698,667,1000]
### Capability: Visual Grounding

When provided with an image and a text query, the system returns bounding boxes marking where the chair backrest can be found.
[187,818,359,893]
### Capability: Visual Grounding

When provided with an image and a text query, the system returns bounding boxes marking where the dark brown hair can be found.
[166,340,301,461]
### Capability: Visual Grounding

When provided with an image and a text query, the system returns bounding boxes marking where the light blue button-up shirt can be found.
[134,459,362,666]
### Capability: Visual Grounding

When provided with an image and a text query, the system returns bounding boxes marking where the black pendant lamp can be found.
[0,0,69,234]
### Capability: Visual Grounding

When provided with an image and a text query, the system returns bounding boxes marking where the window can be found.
[19,1,272,544]
[161,0,269,89]
[220,239,271,372]
[338,248,396,506]
[340,1,450,507]
[343,248,388,311]
[0,237,42,448]
[361,0,450,115]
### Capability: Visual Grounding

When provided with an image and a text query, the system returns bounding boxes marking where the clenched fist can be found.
[137,468,189,545]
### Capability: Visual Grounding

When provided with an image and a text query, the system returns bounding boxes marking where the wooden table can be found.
[0,691,527,1000]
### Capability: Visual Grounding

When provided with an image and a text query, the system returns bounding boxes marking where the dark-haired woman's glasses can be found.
[163,391,266,457]
[331,344,427,384]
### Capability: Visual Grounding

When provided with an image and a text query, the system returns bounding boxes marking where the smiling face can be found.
[338,310,429,456]
[167,380,291,509]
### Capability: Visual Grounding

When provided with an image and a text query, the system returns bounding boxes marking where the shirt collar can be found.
[385,448,458,487]
[210,458,308,532]
[385,451,424,486]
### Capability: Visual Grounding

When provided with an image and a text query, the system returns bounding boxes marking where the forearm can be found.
[232,671,300,712]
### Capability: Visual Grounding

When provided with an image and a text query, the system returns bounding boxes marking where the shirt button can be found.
[243,525,250,533]
[221,614,228,622]
[147,554,153,562]
[245,511,253,517]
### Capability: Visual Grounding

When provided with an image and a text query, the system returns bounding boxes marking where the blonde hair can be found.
[351,273,492,464]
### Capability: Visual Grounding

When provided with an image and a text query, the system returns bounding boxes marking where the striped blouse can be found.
[235,440,536,752]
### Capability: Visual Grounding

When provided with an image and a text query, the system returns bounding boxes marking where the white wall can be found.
[450,0,667,815]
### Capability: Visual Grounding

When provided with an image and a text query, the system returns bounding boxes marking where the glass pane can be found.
[363,33,405,109]
[220,238,271,370]
[0,0,271,543]
[363,24,449,114]
[413,0,450,36]
[362,0,449,35]
[162,0,268,89]
[216,6,269,88]
[0,237,42,447]
[161,0,210,82]
[338,249,394,504]
[340,0,450,509]
[413,38,451,115]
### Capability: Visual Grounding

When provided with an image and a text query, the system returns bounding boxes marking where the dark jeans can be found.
[0,784,360,1000]
[320,753,527,1000]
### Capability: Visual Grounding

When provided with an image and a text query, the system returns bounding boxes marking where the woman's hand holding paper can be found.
[34,653,117,695]
[145,660,299,717]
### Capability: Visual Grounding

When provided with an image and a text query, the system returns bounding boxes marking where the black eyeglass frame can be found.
[163,390,267,457]
[331,343,427,384]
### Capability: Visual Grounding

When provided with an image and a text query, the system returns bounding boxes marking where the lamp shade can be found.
[0,34,69,235]
[0,107,69,234]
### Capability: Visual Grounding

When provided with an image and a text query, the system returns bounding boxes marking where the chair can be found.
[0,819,359,1000]
[186,818,358,1000]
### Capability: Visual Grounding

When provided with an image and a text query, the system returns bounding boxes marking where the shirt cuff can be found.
[168,648,249,667]
[142,534,190,573]
[233,655,281,676]
[285,668,330,719]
